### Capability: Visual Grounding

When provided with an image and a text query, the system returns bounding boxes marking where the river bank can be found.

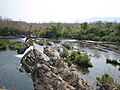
[0,35,25,39]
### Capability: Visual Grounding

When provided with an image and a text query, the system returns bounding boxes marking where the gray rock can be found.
[20,48,92,90]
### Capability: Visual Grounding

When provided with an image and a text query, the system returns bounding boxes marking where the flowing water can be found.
[0,38,34,90]
[0,50,34,90]
[0,38,120,90]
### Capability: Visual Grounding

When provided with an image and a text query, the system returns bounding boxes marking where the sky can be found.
[0,0,120,23]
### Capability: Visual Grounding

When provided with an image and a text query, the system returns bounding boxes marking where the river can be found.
[0,38,34,90]
[54,39,120,89]
[0,38,120,90]
[76,46,120,89]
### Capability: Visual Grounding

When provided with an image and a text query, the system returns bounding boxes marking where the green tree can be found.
[80,22,88,30]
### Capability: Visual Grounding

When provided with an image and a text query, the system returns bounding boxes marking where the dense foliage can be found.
[69,51,93,68]
[0,27,26,37]
[37,23,61,38]
[37,22,120,43]
[60,49,92,68]
[75,54,93,67]
[0,17,120,43]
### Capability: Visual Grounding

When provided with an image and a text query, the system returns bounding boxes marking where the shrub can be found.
[62,43,72,50]
[76,54,93,67]
[60,50,69,59]
[96,73,114,84]
[70,51,78,60]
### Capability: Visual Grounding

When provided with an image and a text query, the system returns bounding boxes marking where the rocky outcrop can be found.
[44,47,56,58]
[35,38,54,46]
[96,83,118,90]
[20,48,92,90]
[17,43,30,54]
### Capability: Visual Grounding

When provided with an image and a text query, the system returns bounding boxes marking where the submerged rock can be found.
[20,48,92,90]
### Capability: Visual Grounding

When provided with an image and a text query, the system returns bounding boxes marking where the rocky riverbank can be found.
[20,46,92,90]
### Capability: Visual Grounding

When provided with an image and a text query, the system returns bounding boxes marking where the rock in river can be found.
[17,43,30,54]
[20,49,92,90]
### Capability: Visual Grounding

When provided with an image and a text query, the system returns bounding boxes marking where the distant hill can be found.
[78,17,120,23]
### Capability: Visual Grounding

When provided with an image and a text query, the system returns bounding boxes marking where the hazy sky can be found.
[0,0,120,22]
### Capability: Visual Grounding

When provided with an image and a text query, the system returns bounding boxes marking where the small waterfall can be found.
[33,42,50,61]
[21,37,27,42]
[15,46,33,58]
[15,42,50,61]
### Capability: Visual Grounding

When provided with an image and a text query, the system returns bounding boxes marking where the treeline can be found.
[0,27,26,37]
[37,22,120,43]
[0,16,120,43]
[0,16,57,32]
[0,16,61,37]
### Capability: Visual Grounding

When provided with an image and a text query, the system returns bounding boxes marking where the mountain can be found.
[78,17,120,23]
